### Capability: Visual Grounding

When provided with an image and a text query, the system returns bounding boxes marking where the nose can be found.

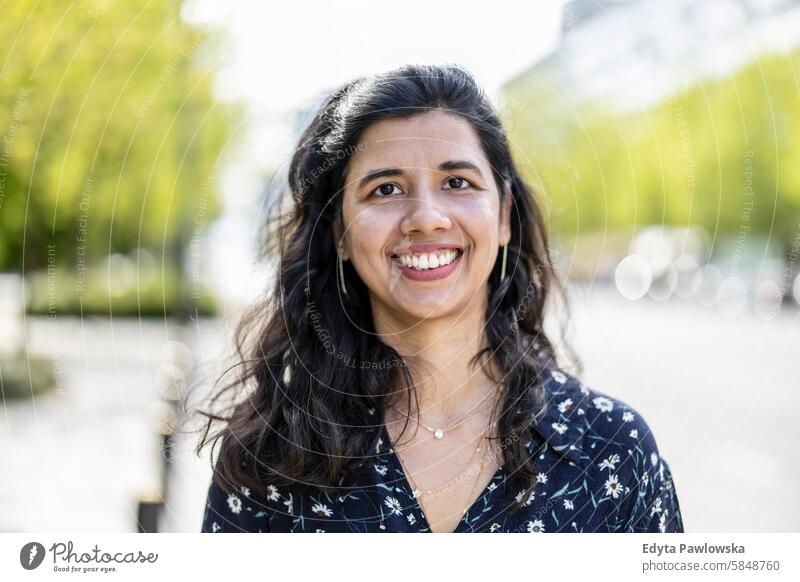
[400,187,452,236]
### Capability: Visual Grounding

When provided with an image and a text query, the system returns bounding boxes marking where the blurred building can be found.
[506,0,800,111]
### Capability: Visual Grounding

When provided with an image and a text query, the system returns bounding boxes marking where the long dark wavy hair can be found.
[195,63,580,513]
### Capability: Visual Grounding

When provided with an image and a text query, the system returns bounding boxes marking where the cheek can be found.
[457,197,499,245]
[347,207,396,261]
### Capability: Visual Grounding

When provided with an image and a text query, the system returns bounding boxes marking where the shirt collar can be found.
[526,368,591,467]
[376,368,592,467]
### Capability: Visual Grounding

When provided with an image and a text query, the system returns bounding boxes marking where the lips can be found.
[390,247,464,281]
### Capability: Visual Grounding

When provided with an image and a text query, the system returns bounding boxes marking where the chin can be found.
[393,291,468,321]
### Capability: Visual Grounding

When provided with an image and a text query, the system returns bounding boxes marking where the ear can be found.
[332,216,349,261]
[499,180,512,246]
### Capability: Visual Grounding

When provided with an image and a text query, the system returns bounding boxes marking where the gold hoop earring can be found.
[338,253,348,296]
[500,244,508,281]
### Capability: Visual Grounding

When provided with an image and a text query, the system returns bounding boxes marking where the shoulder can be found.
[201,471,292,533]
[534,366,683,532]
[535,366,667,469]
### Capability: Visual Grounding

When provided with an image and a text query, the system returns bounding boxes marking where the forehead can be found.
[345,110,489,180]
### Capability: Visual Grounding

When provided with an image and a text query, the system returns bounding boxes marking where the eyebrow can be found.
[356,159,484,190]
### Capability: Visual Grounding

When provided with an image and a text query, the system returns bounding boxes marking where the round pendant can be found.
[434,428,444,439]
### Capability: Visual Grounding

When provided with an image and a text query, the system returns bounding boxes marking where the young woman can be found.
[197,64,684,533]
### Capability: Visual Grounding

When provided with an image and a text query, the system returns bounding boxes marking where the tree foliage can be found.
[503,50,800,258]
[0,0,238,273]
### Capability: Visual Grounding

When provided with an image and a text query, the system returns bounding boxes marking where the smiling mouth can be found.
[390,248,463,270]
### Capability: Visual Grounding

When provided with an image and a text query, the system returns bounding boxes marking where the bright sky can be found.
[181,0,565,304]
[184,0,564,111]
[183,0,564,176]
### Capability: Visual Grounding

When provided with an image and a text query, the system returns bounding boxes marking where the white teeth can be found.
[394,249,460,270]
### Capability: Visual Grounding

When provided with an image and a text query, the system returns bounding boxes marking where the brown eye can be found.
[443,176,472,190]
[372,183,402,198]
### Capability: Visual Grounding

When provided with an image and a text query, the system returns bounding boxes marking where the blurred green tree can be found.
[503,50,800,261]
[0,0,238,277]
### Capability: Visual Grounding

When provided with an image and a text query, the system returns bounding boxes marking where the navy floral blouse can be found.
[201,368,684,533]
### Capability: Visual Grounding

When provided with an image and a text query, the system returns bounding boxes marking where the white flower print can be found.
[659,511,668,533]
[315,529,326,533]
[536,472,548,484]
[265,484,280,501]
[283,492,294,515]
[211,521,220,532]
[488,482,497,491]
[516,489,536,506]
[604,474,622,499]
[642,472,649,486]
[622,411,634,422]
[564,499,574,510]
[407,513,416,525]
[659,462,665,482]
[527,519,545,532]
[241,486,251,497]
[489,523,501,532]
[651,452,659,466]
[227,493,242,514]
[558,398,573,413]
[598,453,621,471]
[374,464,388,476]
[593,396,614,413]
[577,408,585,415]
[311,502,332,517]
[375,438,383,454]
[629,429,638,439]
[551,370,567,384]
[580,383,590,396]
[384,496,403,516]
[551,422,568,435]
[650,497,663,516]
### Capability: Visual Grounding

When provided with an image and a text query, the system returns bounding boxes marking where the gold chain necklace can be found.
[396,436,495,525]
[396,433,488,498]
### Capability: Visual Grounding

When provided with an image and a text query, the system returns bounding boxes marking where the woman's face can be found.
[336,110,511,323]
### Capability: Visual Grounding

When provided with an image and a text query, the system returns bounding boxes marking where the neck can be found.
[372,293,500,424]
